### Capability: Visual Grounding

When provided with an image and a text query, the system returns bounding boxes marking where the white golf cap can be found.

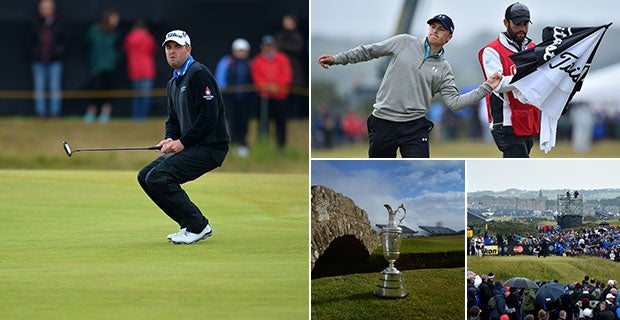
[231,38,250,51]
[162,30,191,47]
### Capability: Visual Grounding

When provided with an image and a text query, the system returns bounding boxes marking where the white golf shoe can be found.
[170,224,212,244]
[167,228,187,241]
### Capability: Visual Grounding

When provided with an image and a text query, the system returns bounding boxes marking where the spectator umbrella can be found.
[504,277,540,289]
[535,282,565,306]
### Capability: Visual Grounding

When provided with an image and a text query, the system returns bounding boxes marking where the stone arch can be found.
[311,185,380,274]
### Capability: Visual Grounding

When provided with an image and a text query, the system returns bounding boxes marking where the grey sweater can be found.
[333,34,492,122]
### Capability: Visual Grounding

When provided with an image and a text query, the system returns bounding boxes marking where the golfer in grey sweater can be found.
[318,14,501,158]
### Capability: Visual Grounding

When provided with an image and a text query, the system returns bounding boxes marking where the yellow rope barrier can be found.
[0,85,309,100]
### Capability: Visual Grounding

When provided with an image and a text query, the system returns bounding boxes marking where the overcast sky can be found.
[311,160,465,231]
[467,159,620,192]
[312,0,617,45]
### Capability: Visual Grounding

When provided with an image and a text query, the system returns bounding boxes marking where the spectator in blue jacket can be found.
[215,38,253,158]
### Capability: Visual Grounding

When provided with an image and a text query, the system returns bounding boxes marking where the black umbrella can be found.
[535,282,565,306]
[504,277,539,289]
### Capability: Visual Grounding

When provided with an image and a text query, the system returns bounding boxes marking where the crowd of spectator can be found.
[311,106,366,149]
[467,272,620,320]
[29,0,307,138]
[469,225,620,262]
[215,14,306,156]
[311,97,491,150]
[311,90,620,151]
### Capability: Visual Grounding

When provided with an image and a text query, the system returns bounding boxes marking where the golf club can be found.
[62,140,161,157]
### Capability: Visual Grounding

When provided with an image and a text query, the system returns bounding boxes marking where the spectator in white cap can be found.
[603,293,617,311]
[601,280,616,304]
[215,38,253,158]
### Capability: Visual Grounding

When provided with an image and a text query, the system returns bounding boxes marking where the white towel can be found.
[539,112,557,153]
[512,73,565,154]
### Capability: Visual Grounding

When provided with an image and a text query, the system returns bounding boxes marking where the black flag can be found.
[509,23,611,153]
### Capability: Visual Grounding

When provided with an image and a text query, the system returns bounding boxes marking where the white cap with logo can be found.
[162,30,191,47]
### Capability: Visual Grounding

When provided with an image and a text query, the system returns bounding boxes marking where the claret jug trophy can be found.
[373,203,409,298]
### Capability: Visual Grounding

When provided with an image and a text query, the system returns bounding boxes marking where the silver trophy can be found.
[373,203,409,298]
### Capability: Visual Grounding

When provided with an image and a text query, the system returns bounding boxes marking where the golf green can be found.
[0,170,309,319]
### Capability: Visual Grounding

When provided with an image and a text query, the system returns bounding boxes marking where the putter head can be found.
[62,141,73,157]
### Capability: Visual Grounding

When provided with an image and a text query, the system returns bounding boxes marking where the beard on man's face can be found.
[507,27,527,44]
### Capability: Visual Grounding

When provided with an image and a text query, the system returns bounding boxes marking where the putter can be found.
[62,141,161,157]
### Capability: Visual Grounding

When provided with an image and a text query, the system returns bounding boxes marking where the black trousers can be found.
[224,95,251,147]
[88,71,115,106]
[137,146,227,233]
[269,98,287,148]
[491,125,534,158]
[367,114,434,158]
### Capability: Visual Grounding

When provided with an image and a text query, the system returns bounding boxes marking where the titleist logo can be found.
[543,26,573,61]
[166,31,187,39]
[549,52,589,84]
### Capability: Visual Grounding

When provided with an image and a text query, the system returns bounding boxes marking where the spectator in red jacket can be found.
[123,20,157,121]
[250,35,292,148]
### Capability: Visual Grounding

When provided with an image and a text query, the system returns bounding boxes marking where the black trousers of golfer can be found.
[137,145,227,233]
[367,114,434,158]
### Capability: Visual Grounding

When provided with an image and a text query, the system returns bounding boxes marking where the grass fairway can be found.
[398,235,464,253]
[312,268,464,320]
[468,255,619,284]
[311,139,620,158]
[0,118,308,173]
[0,170,308,319]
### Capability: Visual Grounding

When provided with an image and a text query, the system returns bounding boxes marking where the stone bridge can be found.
[311,185,380,273]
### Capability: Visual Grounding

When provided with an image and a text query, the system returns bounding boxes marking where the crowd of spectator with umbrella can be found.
[467,271,620,320]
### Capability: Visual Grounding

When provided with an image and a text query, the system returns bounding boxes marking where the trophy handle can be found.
[383,204,393,215]
[397,204,406,226]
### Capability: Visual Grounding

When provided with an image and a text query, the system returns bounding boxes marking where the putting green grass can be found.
[312,268,464,319]
[0,170,308,319]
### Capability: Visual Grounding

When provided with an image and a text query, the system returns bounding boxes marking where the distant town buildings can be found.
[468,189,620,219]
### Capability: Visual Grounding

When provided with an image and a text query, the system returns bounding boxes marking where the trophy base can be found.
[373,271,408,299]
